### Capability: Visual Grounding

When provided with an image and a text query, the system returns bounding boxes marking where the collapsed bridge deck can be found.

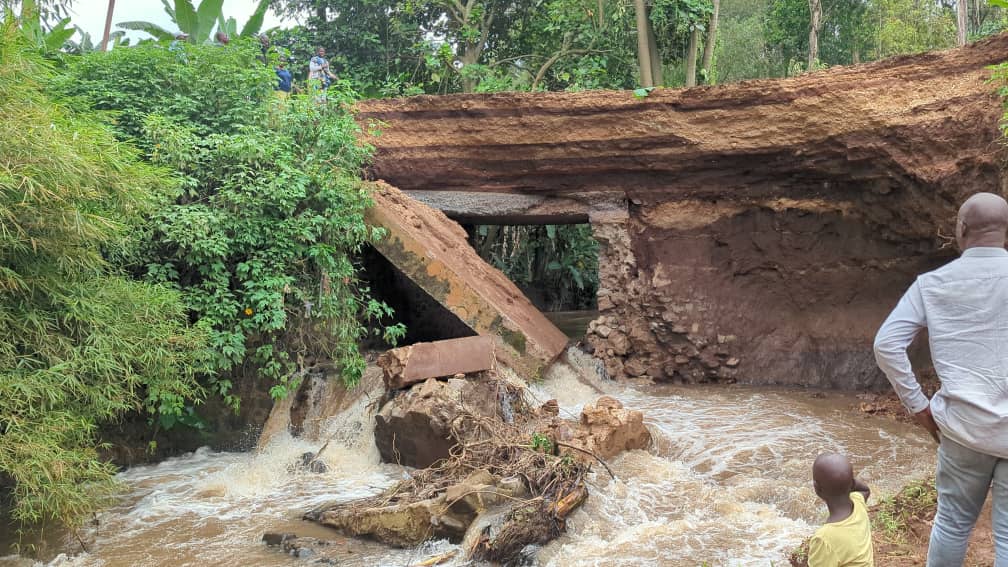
[358,35,1008,388]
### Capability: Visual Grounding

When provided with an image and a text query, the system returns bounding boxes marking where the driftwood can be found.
[412,550,458,566]
[468,481,588,563]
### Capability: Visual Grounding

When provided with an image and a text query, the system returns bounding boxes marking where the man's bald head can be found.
[956,193,1008,250]
[813,453,854,499]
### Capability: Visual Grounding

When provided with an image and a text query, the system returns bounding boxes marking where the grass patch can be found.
[873,477,937,545]
[789,477,937,567]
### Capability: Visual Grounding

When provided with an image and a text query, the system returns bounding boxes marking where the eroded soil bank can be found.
[357,35,1008,389]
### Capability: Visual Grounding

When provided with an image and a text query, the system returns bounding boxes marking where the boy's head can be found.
[813,453,854,500]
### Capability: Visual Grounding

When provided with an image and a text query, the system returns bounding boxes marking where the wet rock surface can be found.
[554,396,652,461]
[305,469,528,547]
[262,534,338,564]
[373,374,512,469]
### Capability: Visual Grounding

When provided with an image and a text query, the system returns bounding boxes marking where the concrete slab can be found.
[366,182,569,379]
[379,336,495,390]
[404,190,626,225]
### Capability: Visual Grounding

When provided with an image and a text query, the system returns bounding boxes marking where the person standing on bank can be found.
[275,61,292,98]
[875,192,1008,566]
[308,47,337,91]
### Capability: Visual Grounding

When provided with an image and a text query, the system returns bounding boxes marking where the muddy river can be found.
[1,353,935,567]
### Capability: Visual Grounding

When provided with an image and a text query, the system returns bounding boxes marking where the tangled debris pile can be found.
[296,338,652,563]
[307,398,590,559]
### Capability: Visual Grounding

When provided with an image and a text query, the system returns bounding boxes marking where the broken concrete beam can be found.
[366,182,569,378]
[404,189,626,225]
[379,336,495,390]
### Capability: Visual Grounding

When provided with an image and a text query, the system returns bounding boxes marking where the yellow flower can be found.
[244,307,254,316]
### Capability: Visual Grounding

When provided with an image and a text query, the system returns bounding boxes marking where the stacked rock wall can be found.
[586,202,947,387]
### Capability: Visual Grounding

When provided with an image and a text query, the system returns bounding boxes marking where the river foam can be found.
[4,350,935,566]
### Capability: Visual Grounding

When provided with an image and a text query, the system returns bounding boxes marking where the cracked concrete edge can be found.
[365,182,569,379]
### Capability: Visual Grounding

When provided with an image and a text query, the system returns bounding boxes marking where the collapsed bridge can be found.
[357,34,1008,388]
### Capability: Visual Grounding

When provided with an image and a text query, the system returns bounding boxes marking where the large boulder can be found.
[548,396,652,461]
[374,375,511,468]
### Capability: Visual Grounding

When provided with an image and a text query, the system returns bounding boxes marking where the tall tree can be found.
[647,14,663,85]
[701,0,719,83]
[634,0,654,86]
[100,0,114,50]
[957,0,968,45]
[685,24,699,86]
[807,0,821,68]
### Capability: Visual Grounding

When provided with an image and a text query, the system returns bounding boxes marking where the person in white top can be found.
[308,47,337,90]
[874,192,1008,567]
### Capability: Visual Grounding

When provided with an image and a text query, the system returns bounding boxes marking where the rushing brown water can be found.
[1,348,935,567]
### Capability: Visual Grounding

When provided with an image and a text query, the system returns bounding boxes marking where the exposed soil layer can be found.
[359,36,1008,205]
[358,36,1008,388]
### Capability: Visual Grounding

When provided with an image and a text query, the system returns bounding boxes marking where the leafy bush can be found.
[55,38,274,139]
[0,23,208,527]
[470,224,599,311]
[57,40,401,402]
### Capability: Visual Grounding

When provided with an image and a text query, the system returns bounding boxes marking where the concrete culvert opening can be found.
[359,245,477,348]
[461,223,599,339]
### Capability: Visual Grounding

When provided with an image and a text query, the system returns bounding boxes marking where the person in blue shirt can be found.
[275,61,292,97]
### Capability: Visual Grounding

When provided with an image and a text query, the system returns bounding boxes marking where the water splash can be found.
[6,351,936,566]
[536,350,935,566]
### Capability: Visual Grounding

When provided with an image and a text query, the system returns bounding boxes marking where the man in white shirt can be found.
[874,192,1008,567]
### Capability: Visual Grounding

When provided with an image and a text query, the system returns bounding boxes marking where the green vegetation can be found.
[0,22,207,527]
[872,477,937,544]
[6,0,75,54]
[56,40,402,401]
[991,60,1008,134]
[1,15,400,532]
[530,432,554,454]
[469,225,599,312]
[118,0,270,43]
[268,0,995,95]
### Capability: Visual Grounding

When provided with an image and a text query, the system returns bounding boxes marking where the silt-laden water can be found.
[2,356,934,567]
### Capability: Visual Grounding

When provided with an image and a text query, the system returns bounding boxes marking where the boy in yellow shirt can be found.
[808,453,874,566]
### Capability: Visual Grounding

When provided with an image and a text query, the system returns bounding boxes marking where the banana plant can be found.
[10,0,75,53]
[119,0,224,43]
[66,27,127,53]
[119,0,269,44]
[216,0,269,39]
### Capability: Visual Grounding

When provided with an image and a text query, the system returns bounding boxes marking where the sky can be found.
[68,0,297,44]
